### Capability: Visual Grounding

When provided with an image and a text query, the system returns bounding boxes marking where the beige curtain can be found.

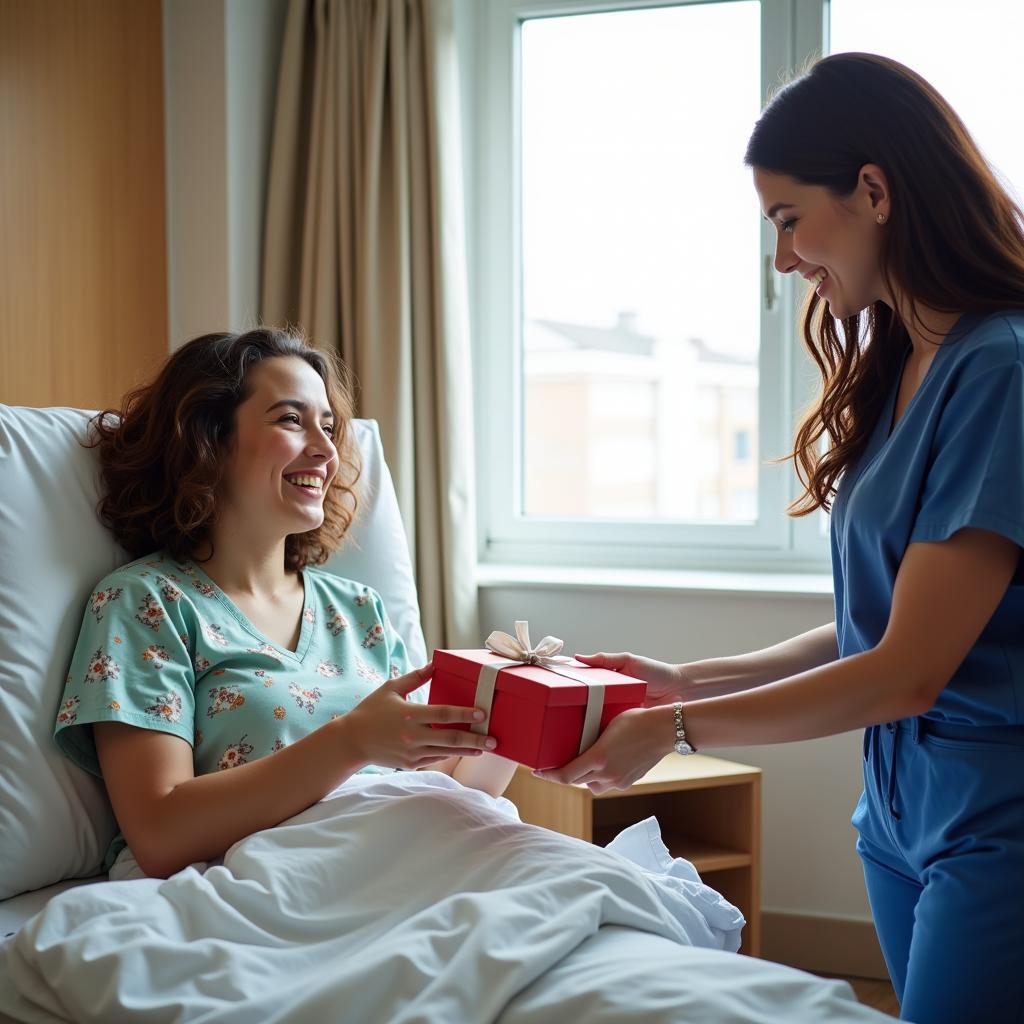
[261,0,478,651]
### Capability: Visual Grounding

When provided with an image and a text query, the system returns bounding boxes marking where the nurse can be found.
[536,53,1024,1023]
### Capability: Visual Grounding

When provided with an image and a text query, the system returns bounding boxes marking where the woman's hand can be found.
[532,705,676,794]
[343,664,497,770]
[575,651,689,706]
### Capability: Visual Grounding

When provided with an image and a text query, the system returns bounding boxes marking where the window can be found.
[735,429,751,462]
[476,0,810,571]
[828,0,1024,206]
[520,3,761,524]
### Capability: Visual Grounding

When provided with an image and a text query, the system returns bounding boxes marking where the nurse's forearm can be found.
[681,621,838,699]
[681,643,922,749]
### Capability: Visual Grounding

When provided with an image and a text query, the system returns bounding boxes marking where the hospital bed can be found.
[0,404,897,1023]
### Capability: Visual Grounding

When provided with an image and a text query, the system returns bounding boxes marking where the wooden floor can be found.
[827,974,901,1017]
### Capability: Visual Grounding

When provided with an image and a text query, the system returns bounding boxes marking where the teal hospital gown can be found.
[54,552,421,866]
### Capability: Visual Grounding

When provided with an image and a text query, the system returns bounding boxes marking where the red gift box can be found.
[430,648,647,770]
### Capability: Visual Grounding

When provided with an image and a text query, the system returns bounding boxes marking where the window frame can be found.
[473,0,830,572]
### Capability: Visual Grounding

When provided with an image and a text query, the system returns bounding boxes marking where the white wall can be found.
[163,0,230,346]
[163,0,289,349]
[225,0,291,332]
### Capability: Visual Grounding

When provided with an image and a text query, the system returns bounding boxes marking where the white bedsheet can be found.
[0,880,105,942]
[500,927,897,1024]
[0,772,891,1023]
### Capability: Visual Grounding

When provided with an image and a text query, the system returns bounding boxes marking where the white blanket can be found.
[0,771,745,1023]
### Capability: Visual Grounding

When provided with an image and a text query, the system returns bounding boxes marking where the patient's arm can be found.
[95,716,366,878]
[95,667,492,878]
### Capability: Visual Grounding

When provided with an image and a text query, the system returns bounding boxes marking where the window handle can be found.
[764,255,777,311]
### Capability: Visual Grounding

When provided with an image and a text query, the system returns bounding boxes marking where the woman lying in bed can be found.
[52,328,516,880]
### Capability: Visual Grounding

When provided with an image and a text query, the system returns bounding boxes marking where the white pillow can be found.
[324,420,426,666]
[0,406,424,900]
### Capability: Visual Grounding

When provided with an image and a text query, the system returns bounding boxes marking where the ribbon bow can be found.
[476,620,606,758]
[485,620,571,667]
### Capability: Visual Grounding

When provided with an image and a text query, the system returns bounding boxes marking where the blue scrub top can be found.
[831,310,1024,726]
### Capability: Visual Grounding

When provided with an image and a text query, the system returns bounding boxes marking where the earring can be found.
[877,213,887,224]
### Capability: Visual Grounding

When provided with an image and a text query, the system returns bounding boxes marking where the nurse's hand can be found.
[532,705,676,795]
[574,651,688,707]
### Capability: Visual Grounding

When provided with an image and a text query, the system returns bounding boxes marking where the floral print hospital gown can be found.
[54,553,420,867]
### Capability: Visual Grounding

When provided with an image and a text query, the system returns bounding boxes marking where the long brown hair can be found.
[745,52,1024,514]
[88,328,361,570]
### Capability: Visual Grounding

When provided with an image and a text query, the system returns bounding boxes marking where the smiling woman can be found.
[538,52,1024,1024]
[50,328,515,882]
[87,329,360,571]
[745,52,1024,517]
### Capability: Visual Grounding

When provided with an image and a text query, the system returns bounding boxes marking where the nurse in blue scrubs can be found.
[537,53,1024,1023]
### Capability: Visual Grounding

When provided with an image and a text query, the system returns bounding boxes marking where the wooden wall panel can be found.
[0,0,168,409]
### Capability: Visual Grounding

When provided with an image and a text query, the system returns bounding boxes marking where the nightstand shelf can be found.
[505,752,762,955]
[654,836,751,873]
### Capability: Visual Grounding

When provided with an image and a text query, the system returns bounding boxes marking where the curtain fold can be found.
[262,0,478,651]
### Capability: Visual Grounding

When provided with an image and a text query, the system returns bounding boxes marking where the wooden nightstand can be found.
[505,752,762,956]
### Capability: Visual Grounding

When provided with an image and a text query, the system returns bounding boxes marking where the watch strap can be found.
[672,701,696,754]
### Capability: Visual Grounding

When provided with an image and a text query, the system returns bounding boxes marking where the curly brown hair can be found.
[88,328,360,571]
[745,53,1024,515]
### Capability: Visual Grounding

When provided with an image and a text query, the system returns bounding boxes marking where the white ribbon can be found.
[485,620,567,666]
[472,620,606,756]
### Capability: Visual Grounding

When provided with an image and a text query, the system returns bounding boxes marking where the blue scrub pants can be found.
[853,717,1024,1023]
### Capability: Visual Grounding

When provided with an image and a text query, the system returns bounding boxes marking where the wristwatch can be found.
[672,701,696,755]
